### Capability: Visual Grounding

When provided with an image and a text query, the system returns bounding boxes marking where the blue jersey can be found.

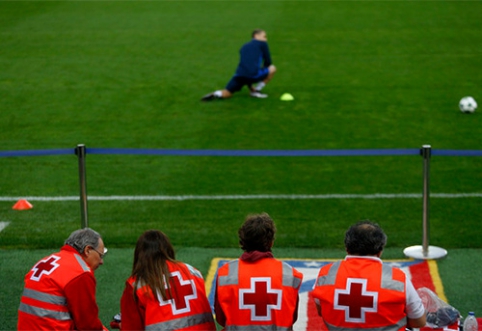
[235,39,272,78]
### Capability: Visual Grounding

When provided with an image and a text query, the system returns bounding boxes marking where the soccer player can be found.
[201,29,277,101]
[119,230,215,331]
[18,228,108,331]
[214,213,303,329]
[311,221,427,330]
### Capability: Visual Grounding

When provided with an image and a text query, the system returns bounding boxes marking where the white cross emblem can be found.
[158,271,197,315]
[334,278,378,323]
[239,277,282,321]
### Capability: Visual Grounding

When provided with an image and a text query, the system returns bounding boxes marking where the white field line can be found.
[0,221,10,232]
[0,193,481,202]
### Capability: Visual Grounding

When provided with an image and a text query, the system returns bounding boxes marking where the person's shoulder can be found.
[386,264,407,281]
[216,259,239,279]
[219,259,239,270]
[178,261,204,278]
[60,244,77,253]
[56,247,92,273]
[253,39,268,46]
[244,39,266,47]
[277,259,301,271]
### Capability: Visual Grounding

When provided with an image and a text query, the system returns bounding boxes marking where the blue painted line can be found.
[0,149,74,157]
[0,148,481,158]
[432,150,482,156]
[86,148,420,157]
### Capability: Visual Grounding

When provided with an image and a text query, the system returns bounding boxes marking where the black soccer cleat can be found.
[201,93,216,101]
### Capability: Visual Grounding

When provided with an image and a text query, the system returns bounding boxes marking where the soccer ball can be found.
[459,96,477,113]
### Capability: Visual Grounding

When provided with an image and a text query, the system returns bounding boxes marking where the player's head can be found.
[65,228,106,270]
[238,213,276,252]
[344,220,387,256]
[252,29,267,41]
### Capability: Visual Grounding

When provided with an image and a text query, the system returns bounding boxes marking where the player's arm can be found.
[261,42,272,68]
[64,273,107,331]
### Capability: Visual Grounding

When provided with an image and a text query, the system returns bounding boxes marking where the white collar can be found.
[345,255,382,263]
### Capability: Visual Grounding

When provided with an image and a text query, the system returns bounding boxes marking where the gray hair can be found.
[64,228,102,254]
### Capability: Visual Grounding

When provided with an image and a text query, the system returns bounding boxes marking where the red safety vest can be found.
[312,257,408,331]
[215,257,303,330]
[128,261,215,331]
[18,246,102,331]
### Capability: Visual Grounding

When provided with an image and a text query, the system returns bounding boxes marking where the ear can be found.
[82,246,91,256]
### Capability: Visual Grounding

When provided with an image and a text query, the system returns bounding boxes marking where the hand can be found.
[110,313,121,329]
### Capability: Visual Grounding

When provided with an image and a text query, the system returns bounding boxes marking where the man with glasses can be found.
[18,228,108,331]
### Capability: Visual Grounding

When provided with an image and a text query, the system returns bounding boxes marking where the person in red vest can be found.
[18,228,108,331]
[312,220,427,331]
[119,229,216,331]
[215,213,303,330]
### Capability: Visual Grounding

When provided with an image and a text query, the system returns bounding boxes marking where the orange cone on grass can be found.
[12,199,33,210]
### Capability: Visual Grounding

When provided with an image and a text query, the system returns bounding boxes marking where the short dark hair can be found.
[238,213,276,252]
[252,29,265,38]
[344,220,387,256]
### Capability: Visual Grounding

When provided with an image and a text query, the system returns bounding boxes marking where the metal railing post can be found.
[75,144,88,228]
[403,145,447,259]
[421,144,431,256]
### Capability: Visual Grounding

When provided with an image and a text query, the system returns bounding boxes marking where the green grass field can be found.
[1,1,482,330]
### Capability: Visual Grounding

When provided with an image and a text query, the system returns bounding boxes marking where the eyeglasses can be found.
[90,246,108,259]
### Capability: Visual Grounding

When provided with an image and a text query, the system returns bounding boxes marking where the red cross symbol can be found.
[31,255,61,281]
[334,278,378,323]
[158,271,197,315]
[239,277,282,321]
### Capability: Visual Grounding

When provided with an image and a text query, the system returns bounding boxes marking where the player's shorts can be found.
[225,68,270,93]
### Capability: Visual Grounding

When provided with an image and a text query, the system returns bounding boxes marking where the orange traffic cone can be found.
[12,199,33,210]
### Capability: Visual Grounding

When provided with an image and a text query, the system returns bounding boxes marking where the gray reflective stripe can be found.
[225,324,293,331]
[281,263,301,288]
[316,261,340,286]
[19,302,71,321]
[218,260,239,286]
[22,288,67,306]
[324,316,407,331]
[74,254,91,272]
[381,265,404,292]
[185,263,202,278]
[145,312,213,330]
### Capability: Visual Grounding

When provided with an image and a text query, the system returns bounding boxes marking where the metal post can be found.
[421,145,431,256]
[75,144,88,228]
[404,145,447,259]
